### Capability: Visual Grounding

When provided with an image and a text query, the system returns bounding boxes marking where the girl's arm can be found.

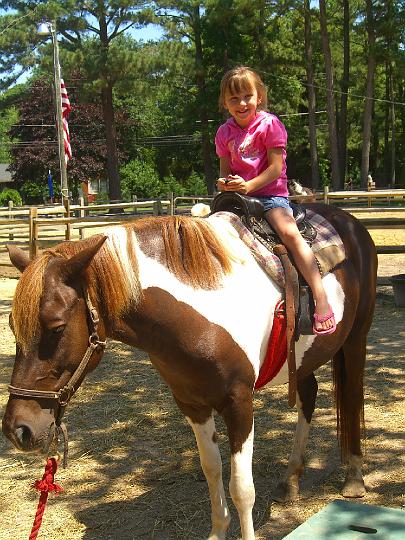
[216,156,232,191]
[224,148,283,194]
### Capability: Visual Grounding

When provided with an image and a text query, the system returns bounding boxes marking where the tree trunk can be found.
[193,5,216,194]
[360,0,376,188]
[383,59,390,183]
[319,0,341,189]
[339,0,350,186]
[389,60,396,186]
[99,13,121,202]
[303,0,320,189]
[101,84,121,201]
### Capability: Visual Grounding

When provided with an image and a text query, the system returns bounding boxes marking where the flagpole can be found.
[50,21,69,207]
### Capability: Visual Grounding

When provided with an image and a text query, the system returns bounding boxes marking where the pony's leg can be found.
[186,414,231,540]
[336,339,367,498]
[273,373,318,502]
[222,389,256,540]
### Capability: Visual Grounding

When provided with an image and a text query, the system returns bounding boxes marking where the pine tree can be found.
[0,1,151,201]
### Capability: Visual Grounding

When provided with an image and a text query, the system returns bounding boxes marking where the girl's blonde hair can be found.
[219,66,268,111]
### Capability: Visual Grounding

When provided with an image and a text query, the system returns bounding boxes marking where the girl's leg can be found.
[266,207,335,332]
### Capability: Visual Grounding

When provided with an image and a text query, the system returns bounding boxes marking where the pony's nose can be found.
[14,424,34,450]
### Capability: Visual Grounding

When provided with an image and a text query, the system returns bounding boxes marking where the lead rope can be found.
[29,457,63,540]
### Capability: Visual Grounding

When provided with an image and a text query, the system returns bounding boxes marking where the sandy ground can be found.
[0,232,404,539]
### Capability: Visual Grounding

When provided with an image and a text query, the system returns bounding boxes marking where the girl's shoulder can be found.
[259,111,285,127]
[216,117,236,138]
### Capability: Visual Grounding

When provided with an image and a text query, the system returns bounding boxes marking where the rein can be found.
[8,289,106,465]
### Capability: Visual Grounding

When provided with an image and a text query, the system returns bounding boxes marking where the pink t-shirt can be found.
[215,111,288,197]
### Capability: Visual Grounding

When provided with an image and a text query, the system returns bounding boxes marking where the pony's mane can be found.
[12,216,233,351]
[146,215,233,288]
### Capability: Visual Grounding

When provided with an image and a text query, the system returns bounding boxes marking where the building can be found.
[0,163,12,187]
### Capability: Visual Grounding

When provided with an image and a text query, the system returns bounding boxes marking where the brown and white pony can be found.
[2,204,377,540]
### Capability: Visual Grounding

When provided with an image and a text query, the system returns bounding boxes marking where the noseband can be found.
[8,289,106,465]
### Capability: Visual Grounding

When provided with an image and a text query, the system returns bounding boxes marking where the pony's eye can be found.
[52,325,66,335]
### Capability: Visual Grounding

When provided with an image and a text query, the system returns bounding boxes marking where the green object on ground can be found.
[283,499,404,539]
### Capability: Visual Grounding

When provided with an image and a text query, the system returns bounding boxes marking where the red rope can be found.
[29,458,63,540]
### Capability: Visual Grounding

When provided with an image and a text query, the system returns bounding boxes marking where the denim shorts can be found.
[255,196,293,213]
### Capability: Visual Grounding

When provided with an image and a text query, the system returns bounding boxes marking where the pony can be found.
[2,204,377,540]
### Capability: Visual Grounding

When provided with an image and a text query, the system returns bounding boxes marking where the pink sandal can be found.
[313,307,336,335]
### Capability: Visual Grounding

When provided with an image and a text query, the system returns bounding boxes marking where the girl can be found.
[215,66,335,334]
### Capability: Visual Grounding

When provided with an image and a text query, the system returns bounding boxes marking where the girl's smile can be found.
[224,88,262,128]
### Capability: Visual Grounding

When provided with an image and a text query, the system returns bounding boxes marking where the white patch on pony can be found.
[265,271,346,387]
[112,219,345,389]
[134,219,281,381]
[104,226,139,298]
[186,416,231,536]
[229,422,255,537]
[191,203,211,217]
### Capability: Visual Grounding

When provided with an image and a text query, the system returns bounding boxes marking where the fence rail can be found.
[0,190,404,259]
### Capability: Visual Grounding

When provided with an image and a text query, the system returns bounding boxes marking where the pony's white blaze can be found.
[134,222,280,381]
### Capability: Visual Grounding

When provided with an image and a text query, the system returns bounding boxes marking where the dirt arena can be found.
[0,225,404,539]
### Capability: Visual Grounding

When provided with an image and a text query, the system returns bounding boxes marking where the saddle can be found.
[210,192,316,250]
[210,192,316,407]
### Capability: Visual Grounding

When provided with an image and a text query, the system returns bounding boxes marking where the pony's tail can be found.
[332,347,365,463]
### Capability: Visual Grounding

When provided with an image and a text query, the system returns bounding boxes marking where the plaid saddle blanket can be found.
[209,210,346,287]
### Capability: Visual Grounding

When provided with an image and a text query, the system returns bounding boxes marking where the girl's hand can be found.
[224,175,250,194]
[216,178,227,192]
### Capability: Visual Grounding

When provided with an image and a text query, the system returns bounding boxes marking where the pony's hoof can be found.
[341,477,366,498]
[272,480,300,502]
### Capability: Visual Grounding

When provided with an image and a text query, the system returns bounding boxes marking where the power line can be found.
[0,6,39,36]
[262,70,405,107]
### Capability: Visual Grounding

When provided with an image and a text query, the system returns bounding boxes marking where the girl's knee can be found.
[278,225,301,247]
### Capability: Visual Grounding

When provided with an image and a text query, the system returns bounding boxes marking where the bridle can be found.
[8,289,106,465]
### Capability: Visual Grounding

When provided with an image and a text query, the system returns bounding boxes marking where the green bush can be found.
[184,172,207,196]
[20,181,48,204]
[94,191,110,204]
[0,188,23,207]
[161,174,185,197]
[120,160,163,200]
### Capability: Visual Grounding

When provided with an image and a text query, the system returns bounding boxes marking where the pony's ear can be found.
[61,235,107,281]
[7,245,31,273]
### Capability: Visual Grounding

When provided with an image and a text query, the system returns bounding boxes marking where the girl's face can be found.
[224,85,262,128]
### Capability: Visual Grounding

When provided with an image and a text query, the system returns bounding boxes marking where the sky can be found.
[131,23,164,42]
[6,22,164,86]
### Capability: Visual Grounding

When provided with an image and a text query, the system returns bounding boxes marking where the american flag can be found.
[60,79,72,164]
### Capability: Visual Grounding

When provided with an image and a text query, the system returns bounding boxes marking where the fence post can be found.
[132,194,138,215]
[168,192,174,216]
[65,199,72,241]
[79,197,85,239]
[323,185,329,204]
[8,200,14,241]
[157,198,163,215]
[153,201,159,216]
[29,207,38,259]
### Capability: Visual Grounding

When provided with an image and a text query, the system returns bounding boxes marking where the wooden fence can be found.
[0,190,404,259]
[0,198,171,258]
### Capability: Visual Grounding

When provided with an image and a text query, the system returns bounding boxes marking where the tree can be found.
[154,1,217,194]
[0,1,151,201]
[7,77,127,201]
[303,0,320,189]
[360,0,376,188]
[318,0,341,189]
[338,0,350,186]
